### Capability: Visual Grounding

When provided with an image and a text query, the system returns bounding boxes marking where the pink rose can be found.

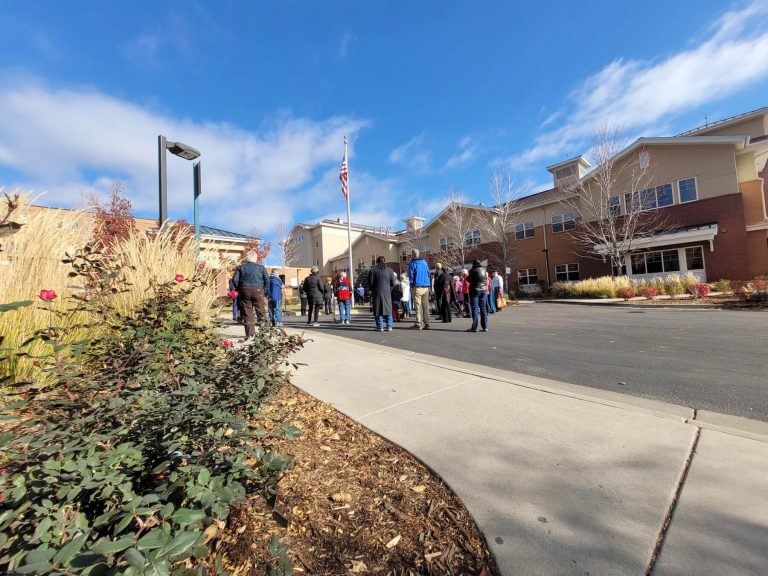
[222,339,233,347]
[228,290,238,299]
[175,274,185,283]
[39,290,57,301]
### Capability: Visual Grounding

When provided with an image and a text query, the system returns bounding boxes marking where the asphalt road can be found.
[284,303,768,422]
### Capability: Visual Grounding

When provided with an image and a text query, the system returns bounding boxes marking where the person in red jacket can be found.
[334,271,353,325]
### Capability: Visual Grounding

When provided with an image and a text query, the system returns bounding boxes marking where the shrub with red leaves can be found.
[638,286,658,300]
[617,287,636,301]
[687,283,711,299]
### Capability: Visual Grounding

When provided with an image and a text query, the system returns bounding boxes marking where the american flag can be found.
[339,149,348,200]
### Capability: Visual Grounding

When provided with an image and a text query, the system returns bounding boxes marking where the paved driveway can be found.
[284,303,768,422]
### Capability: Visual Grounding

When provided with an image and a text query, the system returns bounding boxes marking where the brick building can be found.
[292,107,768,291]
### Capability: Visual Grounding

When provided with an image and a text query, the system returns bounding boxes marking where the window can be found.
[631,249,680,275]
[518,268,539,286]
[370,254,379,266]
[464,229,481,246]
[608,196,621,217]
[515,221,535,240]
[555,263,579,282]
[685,246,704,270]
[315,241,319,248]
[656,183,673,207]
[555,165,576,181]
[297,251,305,261]
[679,178,697,203]
[357,257,365,268]
[551,212,576,233]
[625,183,674,211]
[439,236,455,251]
[401,249,410,262]
[296,233,304,244]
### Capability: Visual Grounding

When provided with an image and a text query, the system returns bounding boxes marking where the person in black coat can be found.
[467,259,488,332]
[302,267,325,326]
[368,256,397,332]
[434,267,455,323]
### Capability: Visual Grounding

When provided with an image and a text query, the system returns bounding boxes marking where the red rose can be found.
[0,493,4,503]
[20,392,28,398]
[228,290,238,299]
[39,290,57,301]
[175,274,185,283]
[154,473,165,481]
[222,339,233,347]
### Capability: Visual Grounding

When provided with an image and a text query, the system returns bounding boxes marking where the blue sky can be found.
[1,1,768,248]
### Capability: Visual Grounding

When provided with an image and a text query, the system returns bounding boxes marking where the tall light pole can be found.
[158,136,201,253]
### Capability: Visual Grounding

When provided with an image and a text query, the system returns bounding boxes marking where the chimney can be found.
[337,217,341,223]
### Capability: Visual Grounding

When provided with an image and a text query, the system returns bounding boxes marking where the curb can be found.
[286,328,768,444]
[537,299,721,310]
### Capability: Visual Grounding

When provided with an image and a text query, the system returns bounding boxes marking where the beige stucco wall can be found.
[696,113,767,139]
[740,180,768,226]
[328,234,399,272]
[574,144,738,222]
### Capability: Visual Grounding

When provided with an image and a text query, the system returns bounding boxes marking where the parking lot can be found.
[285,302,768,422]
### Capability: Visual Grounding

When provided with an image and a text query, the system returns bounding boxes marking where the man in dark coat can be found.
[467,259,488,333]
[233,250,270,337]
[368,256,397,332]
[301,266,325,327]
[434,265,455,323]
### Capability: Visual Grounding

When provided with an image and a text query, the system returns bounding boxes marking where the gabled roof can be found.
[677,106,768,136]
[199,225,257,242]
[327,230,399,262]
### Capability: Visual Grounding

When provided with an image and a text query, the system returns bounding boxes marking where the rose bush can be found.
[0,246,302,575]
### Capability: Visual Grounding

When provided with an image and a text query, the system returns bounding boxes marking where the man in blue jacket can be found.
[408,248,431,330]
[233,250,270,337]
[267,269,284,327]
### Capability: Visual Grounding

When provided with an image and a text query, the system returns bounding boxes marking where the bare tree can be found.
[432,187,477,271]
[557,123,672,276]
[276,218,300,270]
[476,169,525,283]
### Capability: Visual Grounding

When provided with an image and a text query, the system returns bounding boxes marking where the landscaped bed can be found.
[211,383,499,575]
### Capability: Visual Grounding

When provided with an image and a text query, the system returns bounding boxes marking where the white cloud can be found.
[388,133,431,173]
[443,135,478,170]
[506,0,768,169]
[0,76,370,234]
[337,30,358,60]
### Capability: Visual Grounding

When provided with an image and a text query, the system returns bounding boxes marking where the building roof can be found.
[199,225,256,241]
[677,106,768,137]
[546,155,592,172]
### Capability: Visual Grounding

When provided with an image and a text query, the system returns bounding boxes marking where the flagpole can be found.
[344,135,354,294]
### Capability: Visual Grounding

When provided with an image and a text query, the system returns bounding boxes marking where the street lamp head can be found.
[166,140,201,160]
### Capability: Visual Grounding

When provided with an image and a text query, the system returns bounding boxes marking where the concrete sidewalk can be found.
[225,325,768,575]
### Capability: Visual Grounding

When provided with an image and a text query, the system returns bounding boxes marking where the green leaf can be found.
[158,531,201,560]
[124,548,146,568]
[137,529,171,551]
[0,300,34,313]
[53,534,88,567]
[171,508,206,526]
[89,535,135,555]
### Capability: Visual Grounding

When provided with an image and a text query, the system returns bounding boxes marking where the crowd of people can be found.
[229,249,508,338]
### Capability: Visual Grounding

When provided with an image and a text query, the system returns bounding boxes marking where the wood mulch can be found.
[209,384,499,576]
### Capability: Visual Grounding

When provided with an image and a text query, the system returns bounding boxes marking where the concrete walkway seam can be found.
[286,328,768,444]
[356,378,480,421]
[645,426,702,576]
